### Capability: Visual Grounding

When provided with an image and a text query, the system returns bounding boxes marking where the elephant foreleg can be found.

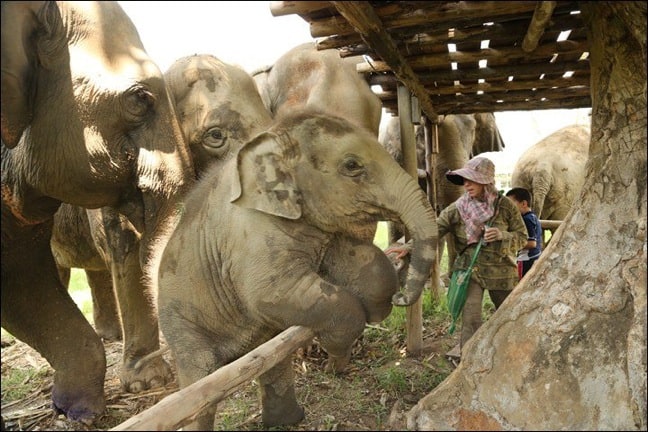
[99,209,172,393]
[86,269,122,341]
[258,357,304,426]
[1,221,106,422]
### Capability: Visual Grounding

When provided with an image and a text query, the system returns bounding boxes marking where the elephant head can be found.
[230,110,437,306]
[165,54,273,173]
[253,42,383,138]
[1,1,194,422]
[1,1,195,258]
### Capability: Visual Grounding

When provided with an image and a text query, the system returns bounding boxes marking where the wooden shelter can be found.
[270,0,592,353]
[270,1,592,121]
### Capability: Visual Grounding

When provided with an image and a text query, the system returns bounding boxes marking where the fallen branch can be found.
[110,325,315,431]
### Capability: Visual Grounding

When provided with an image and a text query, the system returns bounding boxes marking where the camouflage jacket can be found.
[438,194,527,291]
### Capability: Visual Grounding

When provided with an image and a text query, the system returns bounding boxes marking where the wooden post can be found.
[110,326,315,431]
[397,83,422,356]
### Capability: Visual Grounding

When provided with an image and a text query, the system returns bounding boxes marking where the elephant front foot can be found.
[324,350,352,374]
[94,320,122,342]
[120,353,172,393]
[51,374,105,424]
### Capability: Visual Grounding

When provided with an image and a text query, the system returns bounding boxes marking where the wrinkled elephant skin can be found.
[511,125,590,228]
[50,55,272,395]
[158,111,437,429]
[1,2,194,422]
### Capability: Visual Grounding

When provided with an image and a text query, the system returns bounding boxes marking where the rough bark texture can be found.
[407,2,647,430]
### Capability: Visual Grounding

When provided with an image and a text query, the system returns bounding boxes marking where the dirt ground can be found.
[1,320,458,431]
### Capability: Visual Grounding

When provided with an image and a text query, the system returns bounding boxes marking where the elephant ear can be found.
[1,1,63,148]
[230,131,302,219]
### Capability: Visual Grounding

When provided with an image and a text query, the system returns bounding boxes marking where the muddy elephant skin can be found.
[511,124,590,225]
[157,110,437,429]
[1,2,194,422]
[49,54,273,397]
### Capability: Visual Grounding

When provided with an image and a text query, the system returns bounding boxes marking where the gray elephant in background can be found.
[253,42,382,137]
[50,54,272,394]
[511,124,590,234]
[1,1,195,422]
[379,113,506,270]
[157,110,437,429]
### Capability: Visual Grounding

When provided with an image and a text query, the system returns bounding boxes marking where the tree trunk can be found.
[407,2,647,430]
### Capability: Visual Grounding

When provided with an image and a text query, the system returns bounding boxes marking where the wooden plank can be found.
[332,1,438,122]
[110,326,315,431]
[522,2,557,52]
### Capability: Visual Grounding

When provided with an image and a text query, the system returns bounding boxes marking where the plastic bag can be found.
[447,268,472,334]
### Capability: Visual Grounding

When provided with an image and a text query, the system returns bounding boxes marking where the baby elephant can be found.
[157,109,437,429]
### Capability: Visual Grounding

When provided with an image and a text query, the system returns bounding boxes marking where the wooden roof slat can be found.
[356,39,589,73]
[310,2,545,38]
[319,10,585,54]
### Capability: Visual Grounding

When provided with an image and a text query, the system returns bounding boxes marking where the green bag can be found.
[447,240,483,335]
[447,195,502,335]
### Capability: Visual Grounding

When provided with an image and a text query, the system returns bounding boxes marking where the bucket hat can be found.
[446,156,495,185]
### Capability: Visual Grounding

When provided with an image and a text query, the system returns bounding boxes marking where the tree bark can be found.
[407,2,647,430]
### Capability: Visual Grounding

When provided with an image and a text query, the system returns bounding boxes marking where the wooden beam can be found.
[331,1,438,122]
[522,1,558,52]
[110,326,315,431]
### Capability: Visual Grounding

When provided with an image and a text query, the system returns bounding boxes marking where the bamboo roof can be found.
[270,1,592,121]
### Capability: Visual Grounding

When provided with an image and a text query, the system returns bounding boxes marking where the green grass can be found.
[69,268,93,321]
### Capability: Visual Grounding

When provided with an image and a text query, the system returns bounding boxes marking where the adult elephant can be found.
[511,124,590,233]
[50,54,273,393]
[253,42,382,137]
[157,110,437,429]
[380,113,506,270]
[1,2,195,423]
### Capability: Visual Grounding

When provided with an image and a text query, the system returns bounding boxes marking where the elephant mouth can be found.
[115,188,146,234]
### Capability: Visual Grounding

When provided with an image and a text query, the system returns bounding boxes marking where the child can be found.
[506,187,543,279]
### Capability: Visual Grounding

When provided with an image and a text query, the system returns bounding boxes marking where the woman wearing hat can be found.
[388,156,526,358]
[441,156,528,355]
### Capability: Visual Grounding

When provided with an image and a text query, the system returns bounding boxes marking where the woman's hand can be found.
[484,227,503,242]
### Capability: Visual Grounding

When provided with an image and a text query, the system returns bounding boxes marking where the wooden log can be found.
[110,326,315,431]
[269,1,334,17]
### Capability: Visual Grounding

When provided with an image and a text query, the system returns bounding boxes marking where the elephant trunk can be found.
[135,104,197,285]
[389,170,438,306]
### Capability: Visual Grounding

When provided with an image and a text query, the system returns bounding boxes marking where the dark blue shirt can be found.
[520,210,542,260]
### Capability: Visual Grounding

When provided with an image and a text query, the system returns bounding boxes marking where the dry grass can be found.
[1,305,458,431]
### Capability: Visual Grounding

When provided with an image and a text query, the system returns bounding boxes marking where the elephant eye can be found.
[203,127,227,149]
[340,156,365,177]
[123,86,155,122]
